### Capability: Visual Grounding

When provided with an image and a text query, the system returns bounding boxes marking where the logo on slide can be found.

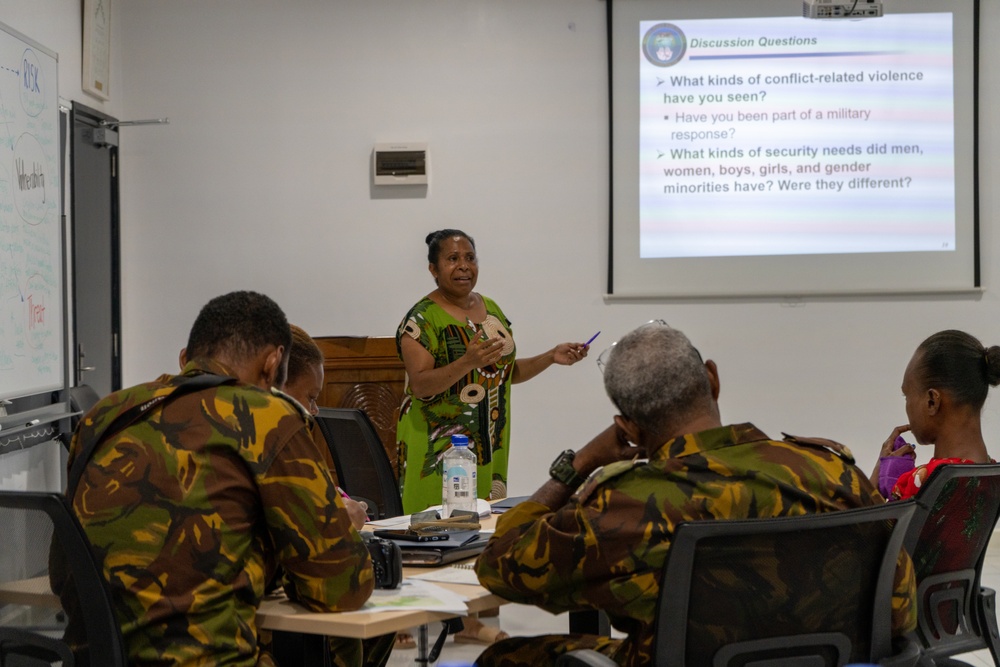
[642,23,686,67]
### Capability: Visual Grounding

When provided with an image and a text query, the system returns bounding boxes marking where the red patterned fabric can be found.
[891,458,972,501]
[905,467,1000,640]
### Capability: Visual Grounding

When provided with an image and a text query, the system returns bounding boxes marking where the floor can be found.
[386,538,1000,666]
[386,605,582,667]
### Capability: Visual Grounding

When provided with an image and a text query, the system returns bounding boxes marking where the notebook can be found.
[490,495,530,513]
[378,529,481,549]
[399,534,492,567]
[409,562,480,585]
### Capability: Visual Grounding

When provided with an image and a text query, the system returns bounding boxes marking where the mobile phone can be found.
[372,529,449,542]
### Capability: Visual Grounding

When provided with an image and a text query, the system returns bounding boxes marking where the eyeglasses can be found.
[596,320,670,374]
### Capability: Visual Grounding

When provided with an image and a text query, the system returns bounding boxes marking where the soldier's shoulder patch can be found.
[576,458,645,502]
[780,432,856,464]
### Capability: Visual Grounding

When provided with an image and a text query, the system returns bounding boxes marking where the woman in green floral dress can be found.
[396,229,590,514]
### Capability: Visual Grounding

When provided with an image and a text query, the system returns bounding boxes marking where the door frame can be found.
[70,101,121,392]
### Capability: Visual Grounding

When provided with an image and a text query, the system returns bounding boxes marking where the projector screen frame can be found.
[605,0,981,300]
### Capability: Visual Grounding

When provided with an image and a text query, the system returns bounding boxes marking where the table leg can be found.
[271,630,327,666]
[415,623,430,664]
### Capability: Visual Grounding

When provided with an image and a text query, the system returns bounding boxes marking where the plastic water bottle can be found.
[441,434,477,518]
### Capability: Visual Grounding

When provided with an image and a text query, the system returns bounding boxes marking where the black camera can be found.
[362,533,403,589]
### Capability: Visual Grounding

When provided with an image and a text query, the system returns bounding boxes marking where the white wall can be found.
[116,0,1000,494]
[6,1,999,495]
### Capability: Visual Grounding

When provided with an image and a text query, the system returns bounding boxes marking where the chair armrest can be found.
[877,634,922,667]
[977,586,1000,651]
[555,649,618,667]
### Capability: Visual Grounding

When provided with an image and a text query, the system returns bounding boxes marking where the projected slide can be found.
[639,14,954,259]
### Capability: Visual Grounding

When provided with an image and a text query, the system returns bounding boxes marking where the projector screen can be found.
[608,0,979,298]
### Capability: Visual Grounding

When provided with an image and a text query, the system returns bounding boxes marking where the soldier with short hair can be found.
[61,290,374,667]
[475,321,917,667]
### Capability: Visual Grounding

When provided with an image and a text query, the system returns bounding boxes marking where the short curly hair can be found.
[185,291,291,372]
[602,324,710,437]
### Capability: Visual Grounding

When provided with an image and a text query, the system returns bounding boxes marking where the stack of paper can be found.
[339,579,470,614]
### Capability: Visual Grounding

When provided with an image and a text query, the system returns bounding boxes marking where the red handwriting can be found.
[27,295,44,330]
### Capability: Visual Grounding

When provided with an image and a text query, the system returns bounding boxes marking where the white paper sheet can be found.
[408,564,481,586]
[339,578,470,615]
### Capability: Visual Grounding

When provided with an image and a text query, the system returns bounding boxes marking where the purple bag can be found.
[878,436,916,497]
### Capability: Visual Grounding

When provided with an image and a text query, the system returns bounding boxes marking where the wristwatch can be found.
[549,449,586,489]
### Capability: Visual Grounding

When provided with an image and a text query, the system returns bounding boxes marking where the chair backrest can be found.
[61,385,102,448]
[900,463,1000,660]
[0,490,127,667]
[314,407,404,520]
[69,385,101,416]
[656,501,916,667]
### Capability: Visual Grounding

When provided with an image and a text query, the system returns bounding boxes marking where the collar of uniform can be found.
[270,386,313,422]
[650,422,770,462]
[179,357,239,380]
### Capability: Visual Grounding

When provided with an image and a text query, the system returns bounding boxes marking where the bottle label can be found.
[445,465,473,497]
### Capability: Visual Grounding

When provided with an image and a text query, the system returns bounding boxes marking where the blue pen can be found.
[584,331,601,347]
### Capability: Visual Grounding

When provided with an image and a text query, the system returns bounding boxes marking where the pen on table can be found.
[583,331,601,347]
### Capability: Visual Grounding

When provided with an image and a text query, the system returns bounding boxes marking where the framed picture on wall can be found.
[82,0,110,100]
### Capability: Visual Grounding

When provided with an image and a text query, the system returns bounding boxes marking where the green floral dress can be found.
[395,296,515,513]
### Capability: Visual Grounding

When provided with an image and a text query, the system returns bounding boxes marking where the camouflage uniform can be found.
[64,359,375,667]
[475,423,917,667]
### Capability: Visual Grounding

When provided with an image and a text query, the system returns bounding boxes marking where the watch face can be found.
[550,451,581,487]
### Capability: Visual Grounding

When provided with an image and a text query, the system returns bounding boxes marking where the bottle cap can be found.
[450,434,469,447]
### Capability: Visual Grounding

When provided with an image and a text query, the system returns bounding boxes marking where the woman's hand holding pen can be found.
[554,342,589,365]
[555,333,598,365]
[343,497,368,530]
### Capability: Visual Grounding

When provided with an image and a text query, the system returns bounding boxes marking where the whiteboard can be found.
[0,23,62,400]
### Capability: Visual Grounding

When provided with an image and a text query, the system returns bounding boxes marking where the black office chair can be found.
[64,384,101,444]
[901,463,1000,667]
[558,501,919,667]
[0,490,127,667]
[68,385,100,414]
[314,407,404,520]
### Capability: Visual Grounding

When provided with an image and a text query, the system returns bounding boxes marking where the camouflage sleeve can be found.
[478,464,918,631]
[476,501,554,604]
[259,426,374,612]
[476,496,641,617]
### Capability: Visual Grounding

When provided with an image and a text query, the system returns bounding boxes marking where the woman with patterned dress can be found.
[396,229,590,514]
[871,329,1000,501]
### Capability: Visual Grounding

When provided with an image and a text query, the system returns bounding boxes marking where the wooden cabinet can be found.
[314,336,405,477]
